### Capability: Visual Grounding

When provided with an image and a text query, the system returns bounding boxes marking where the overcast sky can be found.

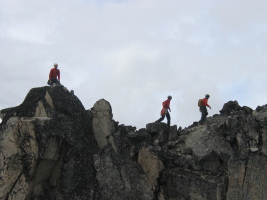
[1,0,267,129]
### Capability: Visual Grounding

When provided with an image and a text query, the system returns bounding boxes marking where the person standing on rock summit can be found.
[156,95,172,126]
[48,63,60,85]
[199,94,211,124]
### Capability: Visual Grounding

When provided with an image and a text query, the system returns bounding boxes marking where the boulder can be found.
[92,99,116,149]
[184,125,233,159]
[219,100,242,114]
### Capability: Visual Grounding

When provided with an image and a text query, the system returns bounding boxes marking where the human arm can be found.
[58,69,60,81]
[49,69,52,81]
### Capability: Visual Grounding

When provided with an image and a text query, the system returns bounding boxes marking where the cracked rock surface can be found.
[1,86,267,200]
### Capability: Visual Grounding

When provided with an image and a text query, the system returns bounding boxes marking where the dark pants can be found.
[50,78,60,85]
[199,106,208,123]
[157,111,171,126]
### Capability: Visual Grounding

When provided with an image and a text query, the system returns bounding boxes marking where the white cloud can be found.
[1,0,267,129]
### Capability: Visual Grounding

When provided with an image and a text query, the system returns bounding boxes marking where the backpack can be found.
[198,99,203,107]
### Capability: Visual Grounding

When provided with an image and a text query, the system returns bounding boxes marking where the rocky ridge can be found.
[1,85,267,200]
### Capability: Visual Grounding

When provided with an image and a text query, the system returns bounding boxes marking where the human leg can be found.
[51,78,60,85]
[157,115,165,122]
[166,112,171,126]
[199,106,208,123]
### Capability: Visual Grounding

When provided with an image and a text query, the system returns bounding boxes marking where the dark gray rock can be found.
[94,147,154,200]
[0,86,99,200]
[219,100,242,114]
[2,89,267,200]
[199,150,222,174]
[160,168,227,200]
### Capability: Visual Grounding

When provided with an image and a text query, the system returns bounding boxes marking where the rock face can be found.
[0,86,99,200]
[1,86,267,200]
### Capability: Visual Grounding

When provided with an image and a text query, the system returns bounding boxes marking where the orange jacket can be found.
[160,99,171,116]
[49,68,60,81]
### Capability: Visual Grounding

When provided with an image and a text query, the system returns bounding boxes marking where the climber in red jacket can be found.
[199,94,211,124]
[48,63,60,85]
[156,95,172,126]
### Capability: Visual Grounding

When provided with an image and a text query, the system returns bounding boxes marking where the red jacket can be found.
[202,98,211,108]
[49,68,60,81]
[160,99,171,116]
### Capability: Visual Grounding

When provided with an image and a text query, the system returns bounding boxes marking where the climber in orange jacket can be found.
[48,63,60,85]
[156,95,172,126]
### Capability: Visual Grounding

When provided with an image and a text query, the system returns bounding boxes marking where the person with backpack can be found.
[48,63,60,85]
[199,94,211,124]
[156,95,172,126]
